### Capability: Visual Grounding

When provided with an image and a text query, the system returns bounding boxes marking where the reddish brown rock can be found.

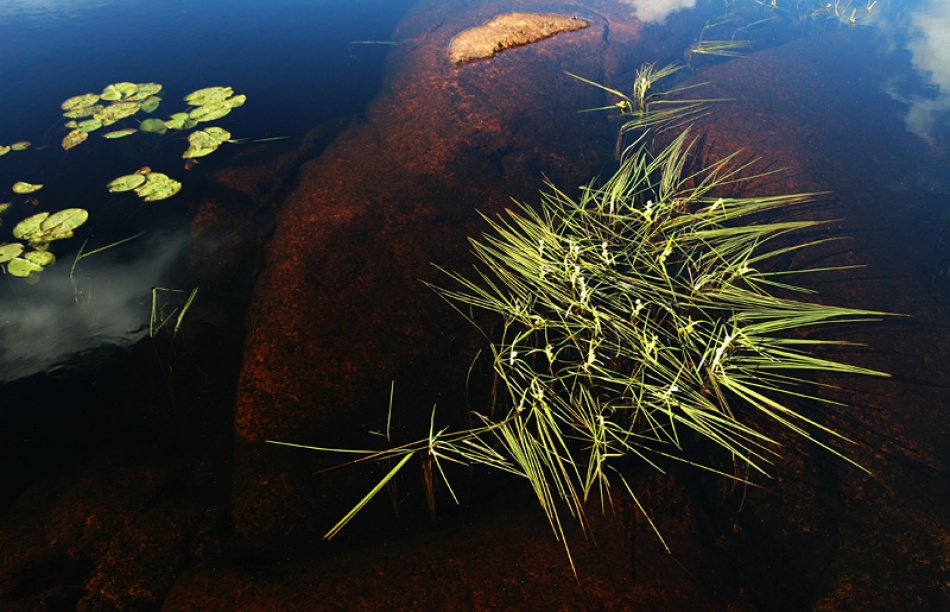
[230,0,616,546]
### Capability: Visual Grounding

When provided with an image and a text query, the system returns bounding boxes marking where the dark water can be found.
[1,0,949,607]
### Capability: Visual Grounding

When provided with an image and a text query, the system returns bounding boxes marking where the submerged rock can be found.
[448,12,590,64]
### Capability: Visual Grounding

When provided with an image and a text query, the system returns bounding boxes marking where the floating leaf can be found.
[189,101,232,123]
[102,128,138,139]
[164,113,189,130]
[0,146,9,157]
[0,202,10,215]
[13,212,49,240]
[107,174,148,192]
[62,128,89,150]
[62,93,100,111]
[0,242,24,264]
[95,101,140,123]
[10,141,30,151]
[6,257,43,278]
[133,173,182,201]
[24,250,56,266]
[63,104,102,119]
[12,181,43,194]
[102,81,138,100]
[139,95,162,113]
[139,118,167,134]
[204,126,232,145]
[78,118,103,133]
[41,208,88,238]
[185,86,233,106]
[183,129,221,158]
[226,94,247,108]
[130,83,163,100]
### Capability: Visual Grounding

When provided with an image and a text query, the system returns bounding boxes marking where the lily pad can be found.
[131,83,163,99]
[12,181,43,194]
[107,173,148,192]
[78,118,103,133]
[139,118,168,134]
[102,128,138,139]
[164,113,189,130]
[0,146,9,156]
[63,104,102,119]
[102,81,138,100]
[0,202,10,215]
[24,250,56,266]
[189,100,232,122]
[0,242,24,264]
[95,101,141,124]
[185,86,234,106]
[41,208,88,238]
[13,212,49,240]
[62,128,89,150]
[62,93,100,111]
[6,257,44,278]
[10,141,30,151]
[183,129,222,158]
[226,94,247,108]
[139,95,162,113]
[204,126,232,144]
[133,173,182,201]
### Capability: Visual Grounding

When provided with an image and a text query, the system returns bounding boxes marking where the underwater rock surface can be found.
[447,12,590,64]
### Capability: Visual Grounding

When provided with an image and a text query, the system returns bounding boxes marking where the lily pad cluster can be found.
[61,82,164,150]
[107,167,181,202]
[0,141,30,157]
[0,208,88,278]
[59,83,246,162]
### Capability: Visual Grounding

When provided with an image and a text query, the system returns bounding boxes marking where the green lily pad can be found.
[13,212,49,240]
[204,126,232,144]
[6,257,43,278]
[96,101,140,123]
[62,128,89,150]
[107,173,148,192]
[226,94,247,108]
[62,93,100,111]
[63,104,102,119]
[0,202,11,215]
[182,130,222,158]
[138,95,162,113]
[102,82,138,100]
[133,173,182,201]
[0,242,24,264]
[23,250,56,266]
[41,208,88,238]
[139,118,167,134]
[185,86,234,106]
[133,83,163,98]
[102,128,138,139]
[0,146,9,157]
[164,113,189,130]
[78,119,103,133]
[12,181,43,194]
[112,102,142,119]
[189,101,232,123]
[10,141,30,151]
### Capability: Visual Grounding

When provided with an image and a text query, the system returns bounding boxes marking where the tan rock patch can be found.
[448,12,590,64]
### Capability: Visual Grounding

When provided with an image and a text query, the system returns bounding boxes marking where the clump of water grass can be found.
[272,125,886,571]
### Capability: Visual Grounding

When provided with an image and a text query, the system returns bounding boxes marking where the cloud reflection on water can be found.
[0,228,189,382]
